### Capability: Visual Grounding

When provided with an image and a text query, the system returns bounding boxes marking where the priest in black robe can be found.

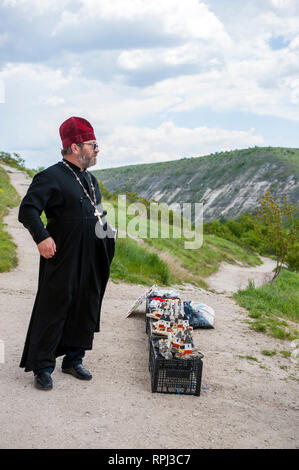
[18,116,115,390]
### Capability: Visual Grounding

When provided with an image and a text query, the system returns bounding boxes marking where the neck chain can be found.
[62,160,103,224]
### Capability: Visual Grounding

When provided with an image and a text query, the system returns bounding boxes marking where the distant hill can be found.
[93,147,299,221]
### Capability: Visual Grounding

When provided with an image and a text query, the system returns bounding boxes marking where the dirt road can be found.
[0,165,298,449]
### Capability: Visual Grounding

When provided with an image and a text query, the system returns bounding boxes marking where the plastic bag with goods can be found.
[183,301,215,328]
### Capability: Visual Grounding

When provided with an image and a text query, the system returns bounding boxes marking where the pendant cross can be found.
[94,209,103,224]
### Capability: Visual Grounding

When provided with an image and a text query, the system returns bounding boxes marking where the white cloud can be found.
[143,46,299,122]
[0,62,71,90]
[1,0,299,170]
[289,35,299,50]
[0,63,72,152]
[99,122,264,168]
[0,32,10,47]
[52,0,231,45]
[3,0,70,13]
[269,0,295,10]
[0,79,4,103]
[117,41,225,72]
[0,54,265,167]
[38,96,65,106]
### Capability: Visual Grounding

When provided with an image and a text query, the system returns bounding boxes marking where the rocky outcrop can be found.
[94,147,299,221]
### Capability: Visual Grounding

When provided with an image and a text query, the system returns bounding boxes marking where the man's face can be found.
[78,141,99,169]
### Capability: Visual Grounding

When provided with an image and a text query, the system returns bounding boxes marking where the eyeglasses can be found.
[77,142,99,150]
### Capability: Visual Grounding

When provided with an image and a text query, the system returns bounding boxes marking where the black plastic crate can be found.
[146,297,150,313]
[149,338,203,396]
[145,315,155,335]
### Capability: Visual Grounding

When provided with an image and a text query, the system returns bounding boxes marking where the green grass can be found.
[238,355,259,362]
[0,166,20,271]
[144,233,261,278]
[0,151,38,178]
[0,151,291,294]
[103,196,262,285]
[280,350,291,358]
[110,237,172,286]
[261,349,277,356]
[233,269,299,340]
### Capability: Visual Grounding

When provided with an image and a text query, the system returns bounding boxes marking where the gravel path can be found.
[0,164,298,449]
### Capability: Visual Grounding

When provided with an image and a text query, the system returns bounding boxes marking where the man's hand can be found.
[37,237,56,259]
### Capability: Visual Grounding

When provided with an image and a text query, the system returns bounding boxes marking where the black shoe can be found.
[34,372,53,390]
[62,364,92,381]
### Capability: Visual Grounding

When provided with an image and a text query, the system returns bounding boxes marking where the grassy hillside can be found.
[0,166,20,271]
[1,151,297,290]
[234,269,299,341]
[0,152,265,285]
[93,147,299,221]
[1,152,298,345]
[0,152,39,272]
[102,192,263,288]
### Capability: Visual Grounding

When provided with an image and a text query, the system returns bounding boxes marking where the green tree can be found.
[255,191,298,281]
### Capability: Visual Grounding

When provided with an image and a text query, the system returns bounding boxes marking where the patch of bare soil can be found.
[206,257,277,294]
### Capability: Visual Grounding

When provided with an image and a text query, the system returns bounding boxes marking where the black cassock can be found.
[19,159,115,372]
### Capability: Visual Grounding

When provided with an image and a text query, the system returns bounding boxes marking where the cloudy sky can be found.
[1,0,299,170]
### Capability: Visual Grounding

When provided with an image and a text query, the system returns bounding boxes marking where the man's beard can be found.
[78,151,96,169]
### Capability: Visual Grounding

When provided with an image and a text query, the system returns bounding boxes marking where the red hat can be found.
[59,116,96,148]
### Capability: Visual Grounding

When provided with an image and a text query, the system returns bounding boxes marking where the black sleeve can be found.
[18,170,63,245]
